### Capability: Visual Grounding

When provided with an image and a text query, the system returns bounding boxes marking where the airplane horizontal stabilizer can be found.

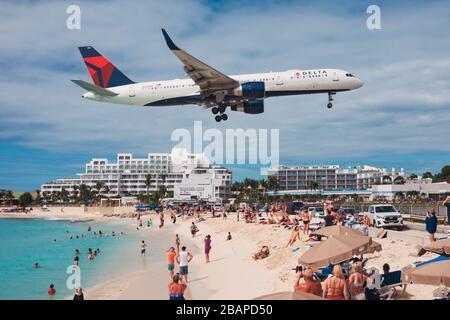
[71,80,119,97]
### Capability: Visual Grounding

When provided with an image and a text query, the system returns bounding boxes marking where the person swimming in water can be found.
[34,262,40,268]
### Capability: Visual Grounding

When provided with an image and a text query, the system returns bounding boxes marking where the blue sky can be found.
[0,0,449,191]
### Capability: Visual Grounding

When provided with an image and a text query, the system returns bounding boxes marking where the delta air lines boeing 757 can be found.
[72,29,363,122]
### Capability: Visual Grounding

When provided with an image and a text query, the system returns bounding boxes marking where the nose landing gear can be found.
[327,92,335,109]
[212,105,228,122]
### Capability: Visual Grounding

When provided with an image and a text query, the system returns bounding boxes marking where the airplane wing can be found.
[162,29,239,101]
[71,80,119,97]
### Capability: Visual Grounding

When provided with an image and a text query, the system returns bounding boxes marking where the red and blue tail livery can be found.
[78,46,134,88]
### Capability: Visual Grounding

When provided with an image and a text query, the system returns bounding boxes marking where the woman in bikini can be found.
[286,226,301,247]
[323,265,349,300]
[348,262,367,300]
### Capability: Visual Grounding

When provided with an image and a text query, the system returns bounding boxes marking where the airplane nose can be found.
[355,78,363,89]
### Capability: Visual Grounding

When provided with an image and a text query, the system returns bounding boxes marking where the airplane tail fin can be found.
[78,46,135,88]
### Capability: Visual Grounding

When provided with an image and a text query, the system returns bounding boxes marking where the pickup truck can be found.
[364,204,404,229]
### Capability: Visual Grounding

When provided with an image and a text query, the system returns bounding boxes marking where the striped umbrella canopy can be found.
[254,291,324,300]
[418,238,450,257]
[410,260,450,286]
[298,234,372,268]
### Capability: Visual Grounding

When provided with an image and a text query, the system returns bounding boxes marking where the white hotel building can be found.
[41,148,232,204]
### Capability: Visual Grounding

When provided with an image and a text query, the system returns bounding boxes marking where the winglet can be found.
[162,29,179,50]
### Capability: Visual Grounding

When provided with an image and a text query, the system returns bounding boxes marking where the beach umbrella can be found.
[418,238,450,257]
[367,241,382,254]
[298,234,372,268]
[310,225,364,238]
[254,291,324,300]
[410,260,450,286]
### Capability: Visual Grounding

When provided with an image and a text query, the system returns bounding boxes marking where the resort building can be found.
[370,181,450,201]
[41,148,232,203]
[267,165,408,195]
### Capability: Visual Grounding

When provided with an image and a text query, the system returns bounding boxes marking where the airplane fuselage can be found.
[82,68,363,107]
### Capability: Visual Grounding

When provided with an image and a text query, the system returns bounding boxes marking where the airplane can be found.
[72,29,363,122]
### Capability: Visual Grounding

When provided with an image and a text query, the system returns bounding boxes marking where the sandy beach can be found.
[2,207,448,300]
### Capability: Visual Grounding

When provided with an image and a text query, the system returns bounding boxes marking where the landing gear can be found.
[218,105,226,114]
[327,92,335,109]
[213,105,228,122]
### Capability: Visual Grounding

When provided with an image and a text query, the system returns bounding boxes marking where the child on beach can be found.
[140,240,147,256]
[204,235,212,263]
[190,222,199,238]
[227,232,232,240]
[175,234,181,253]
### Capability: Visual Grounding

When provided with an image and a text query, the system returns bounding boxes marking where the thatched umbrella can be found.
[418,238,450,257]
[409,260,450,286]
[310,225,364,238]
[298,234,372,268]
[254,291,324,300]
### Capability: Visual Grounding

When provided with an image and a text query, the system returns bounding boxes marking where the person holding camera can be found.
[293,267,323,297]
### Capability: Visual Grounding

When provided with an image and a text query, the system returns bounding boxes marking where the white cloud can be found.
[0,0,449,167]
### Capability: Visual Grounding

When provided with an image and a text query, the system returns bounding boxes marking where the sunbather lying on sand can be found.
[252,246,270,260]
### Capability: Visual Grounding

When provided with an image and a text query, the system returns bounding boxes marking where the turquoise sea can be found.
[0,218,171,300]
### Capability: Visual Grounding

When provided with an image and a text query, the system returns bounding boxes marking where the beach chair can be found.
[381,270,407,297]
[314,263,335,281]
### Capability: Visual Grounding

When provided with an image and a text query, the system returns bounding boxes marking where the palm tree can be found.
[78,184,92,205]
[144,174,152,204]
[94,181,106,201]
[267,176,280,194]
[393,176,406,185]
[394,191,405,202]
[406,190,420,201]
[382,175,392,184]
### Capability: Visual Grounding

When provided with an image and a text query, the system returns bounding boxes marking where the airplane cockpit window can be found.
[345,73,355,77]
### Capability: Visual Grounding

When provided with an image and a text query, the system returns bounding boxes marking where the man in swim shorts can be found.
[167,247,176,278]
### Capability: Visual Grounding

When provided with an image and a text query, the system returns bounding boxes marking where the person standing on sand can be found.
[73,288,84,300]
[301,208,311,235]
[140,240,147,256]
[442,196,450,226]
[323,265,349,300]
[425,210,438,242]
[348,262,367,300]
[221,207,227,220]
[168,274,187,300]
[177,246,193,283]
[175,234,181,253]
[167,247,176,278]
[159,212,165,228]
[204,235,212,263]
[190,222,199,238]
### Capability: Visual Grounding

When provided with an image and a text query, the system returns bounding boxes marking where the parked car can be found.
[364,204,404,229]
[337,207,358,221]
[309,206,325,218]
[287,201,304,215]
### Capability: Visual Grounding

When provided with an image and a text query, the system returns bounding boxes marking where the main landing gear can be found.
[212,105,228,122]
[327,92,335,109]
